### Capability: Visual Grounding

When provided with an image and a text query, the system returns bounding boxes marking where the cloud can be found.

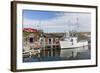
[23,12,91,33]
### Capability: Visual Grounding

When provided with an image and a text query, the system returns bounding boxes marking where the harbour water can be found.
[23,47,91,63]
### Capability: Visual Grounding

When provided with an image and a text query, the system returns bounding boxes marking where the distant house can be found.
[43,33,65,48]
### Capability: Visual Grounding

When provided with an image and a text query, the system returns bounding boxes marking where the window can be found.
[30,37,34,43]
[49,38,51,44]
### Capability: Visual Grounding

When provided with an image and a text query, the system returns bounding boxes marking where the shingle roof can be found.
[23,28,38,32]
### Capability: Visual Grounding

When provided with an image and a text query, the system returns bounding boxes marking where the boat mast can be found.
[76,17,79,32]
[75,17,80,39]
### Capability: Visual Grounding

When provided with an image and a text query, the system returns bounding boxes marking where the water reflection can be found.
[23,47,91,63]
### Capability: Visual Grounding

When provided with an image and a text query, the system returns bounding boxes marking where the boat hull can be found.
[60,41,88,48]
[59,41,88,58]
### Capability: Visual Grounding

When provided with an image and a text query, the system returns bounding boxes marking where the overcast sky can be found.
[23,10,91,33]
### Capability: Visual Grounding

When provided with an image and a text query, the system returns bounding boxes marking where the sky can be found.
[23,10,91,33]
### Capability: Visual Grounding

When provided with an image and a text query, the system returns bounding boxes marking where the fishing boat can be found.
[59,31,88,58]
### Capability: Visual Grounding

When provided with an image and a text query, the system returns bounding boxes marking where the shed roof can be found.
[23,28,38,32]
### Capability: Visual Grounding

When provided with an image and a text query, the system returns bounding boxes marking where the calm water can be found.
[23,48,91,63]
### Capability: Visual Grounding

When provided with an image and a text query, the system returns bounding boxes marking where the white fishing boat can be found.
[59,31,89,58]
